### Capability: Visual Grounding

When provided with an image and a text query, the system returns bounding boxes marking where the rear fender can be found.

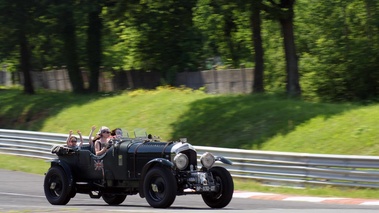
[138,158,174,198]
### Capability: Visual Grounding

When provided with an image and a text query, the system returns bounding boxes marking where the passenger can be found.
[66,130,84,149]
[92,134,101,144]
[88,125,97,147]
[110,128,123,140]
[94,126,112,156]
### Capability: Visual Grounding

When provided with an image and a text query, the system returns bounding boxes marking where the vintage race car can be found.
[44,133,234,208]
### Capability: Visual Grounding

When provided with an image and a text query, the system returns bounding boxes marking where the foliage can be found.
[193,0,254,69]
[1,1,379,100]
[296,0,379,101]
[103,0,202,83]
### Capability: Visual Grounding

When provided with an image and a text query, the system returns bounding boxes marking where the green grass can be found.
[1,87,379,199]
[0,154,49,175]
[2,86,369,155]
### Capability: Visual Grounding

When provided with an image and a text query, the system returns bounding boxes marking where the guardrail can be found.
[1,128,379,189]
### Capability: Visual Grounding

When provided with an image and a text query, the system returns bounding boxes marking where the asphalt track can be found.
[0,169,378,213]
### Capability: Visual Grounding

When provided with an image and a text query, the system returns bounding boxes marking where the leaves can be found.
[1,1,379,100]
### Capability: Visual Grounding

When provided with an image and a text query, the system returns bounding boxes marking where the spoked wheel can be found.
[102,193,127,205]
[44,166,72,205]
[143,167,177,208]
[201,166,234,208]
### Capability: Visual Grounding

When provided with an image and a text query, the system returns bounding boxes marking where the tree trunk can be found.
[87,6,102,93]
[19,32,34,95]
[61,5,85,93]
[250,2,264,93]
[224,15,239,67]
[279,0,301,97]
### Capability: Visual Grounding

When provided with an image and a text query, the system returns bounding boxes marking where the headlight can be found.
[174,153,189,170]
[200,152,215,169]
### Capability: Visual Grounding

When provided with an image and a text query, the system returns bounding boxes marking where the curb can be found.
[233,191,379,206]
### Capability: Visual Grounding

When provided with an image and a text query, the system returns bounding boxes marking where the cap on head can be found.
[98,126,110,134]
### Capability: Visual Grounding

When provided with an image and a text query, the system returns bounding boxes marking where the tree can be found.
[0,0,40,94]
[18,31,34,95]
[46,0,85,94]
[266,0,301,97]
[86,1,103,92]
[60,1,85,93]
[118,0,202,83]
[279,0,301,97]
[296,0,379,101]
[194,1,254,69]
[250,1,265,93]
[101,0,202,84]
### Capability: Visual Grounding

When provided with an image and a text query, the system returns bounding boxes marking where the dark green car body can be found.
[44,138,234,208]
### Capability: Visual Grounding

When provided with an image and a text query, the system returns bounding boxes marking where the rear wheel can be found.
[143,167,177,208]
[44,167,72,205]
[201,166,234,208]
[102,193,127,205]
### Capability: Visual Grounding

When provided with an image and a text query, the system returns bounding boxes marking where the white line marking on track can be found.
[283,197,345,202]
[0,192,45,198]
[233,192,276,198]
[360,202,379,205]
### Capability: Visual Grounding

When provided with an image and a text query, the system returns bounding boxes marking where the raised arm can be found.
[66,130,73,146]
[77,130,84,147]
[88,125,96,146]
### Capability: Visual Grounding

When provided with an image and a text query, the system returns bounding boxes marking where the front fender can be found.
[215,156,233,165]
[50,159,74,188]
[138,158,174,198]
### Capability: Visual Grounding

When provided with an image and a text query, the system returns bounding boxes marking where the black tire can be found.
[44,166,72,205]
[201,166,234,208]
[102,193,127,205]
[143,167,177,208]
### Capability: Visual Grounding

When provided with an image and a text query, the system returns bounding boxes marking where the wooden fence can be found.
[175,68,254,94]
[0,68,254,94]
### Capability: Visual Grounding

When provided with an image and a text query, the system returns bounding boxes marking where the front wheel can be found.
[201,166,234,208]
[44,166,72,205]
[143,167,177,208]
[102,193,127,205]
